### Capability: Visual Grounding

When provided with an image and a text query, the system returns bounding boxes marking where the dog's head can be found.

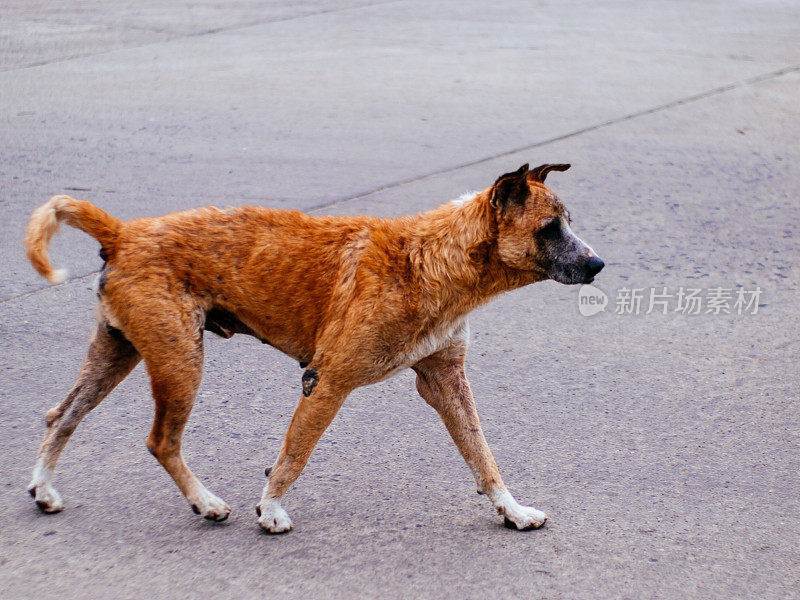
[490,163,604,284]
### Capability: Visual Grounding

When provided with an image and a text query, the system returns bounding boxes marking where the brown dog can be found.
[25,163,603,532]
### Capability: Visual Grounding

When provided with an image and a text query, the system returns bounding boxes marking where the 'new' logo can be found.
[578,284,608,316]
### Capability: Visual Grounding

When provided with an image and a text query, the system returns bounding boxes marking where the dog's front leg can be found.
[257,371,348,533]
[413,350,547,530]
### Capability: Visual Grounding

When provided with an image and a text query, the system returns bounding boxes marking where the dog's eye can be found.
[539,218,559,232]
[536,218,561,239]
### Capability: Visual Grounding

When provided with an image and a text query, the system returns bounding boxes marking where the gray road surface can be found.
[1,2,798,598]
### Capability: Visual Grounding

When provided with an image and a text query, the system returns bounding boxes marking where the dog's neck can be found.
[406,190,539,315]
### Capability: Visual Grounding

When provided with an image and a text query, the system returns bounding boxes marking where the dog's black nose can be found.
[586,256,605,277]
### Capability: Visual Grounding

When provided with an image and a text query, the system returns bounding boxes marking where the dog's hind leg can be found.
[257,373,349,533]
[133,309,231,522]
[28,324,141,512]
[413,346,547,530]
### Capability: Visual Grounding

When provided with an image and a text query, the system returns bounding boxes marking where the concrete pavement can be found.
[1,2,798,598]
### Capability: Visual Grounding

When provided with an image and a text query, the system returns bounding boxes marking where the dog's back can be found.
[107,205,392,358]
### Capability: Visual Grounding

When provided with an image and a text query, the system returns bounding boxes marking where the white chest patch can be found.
[384,318,470,379]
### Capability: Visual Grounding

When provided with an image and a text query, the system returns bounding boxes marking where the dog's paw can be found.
[257,499,293,534]
[189,490,231,522]
[500,504,547,530]
[28,481,64,514]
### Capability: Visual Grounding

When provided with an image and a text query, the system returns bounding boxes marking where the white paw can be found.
[189,489,231,522]
[501,504,547,530]
[256,499,293,534]
[490,488,547,530]
[28,481,64,513]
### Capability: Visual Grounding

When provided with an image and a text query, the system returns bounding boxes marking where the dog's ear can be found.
[529,163,570,183]
[490,164,529,209]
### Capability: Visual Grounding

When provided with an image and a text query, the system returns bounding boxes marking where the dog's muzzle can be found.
[550,254,605,285]
[544,221,604,285]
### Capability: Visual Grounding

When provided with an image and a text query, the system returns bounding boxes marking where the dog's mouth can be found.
[549,270,596,286]
[549,256,604,286]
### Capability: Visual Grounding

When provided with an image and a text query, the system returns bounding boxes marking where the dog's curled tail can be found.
[24,195,122,284]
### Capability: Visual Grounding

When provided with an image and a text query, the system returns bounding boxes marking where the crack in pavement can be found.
[0,0,401,73]
[2,63,798,306]
[304,64,800,212]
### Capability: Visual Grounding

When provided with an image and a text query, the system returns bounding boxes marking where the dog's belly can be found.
[207,307,315,364]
